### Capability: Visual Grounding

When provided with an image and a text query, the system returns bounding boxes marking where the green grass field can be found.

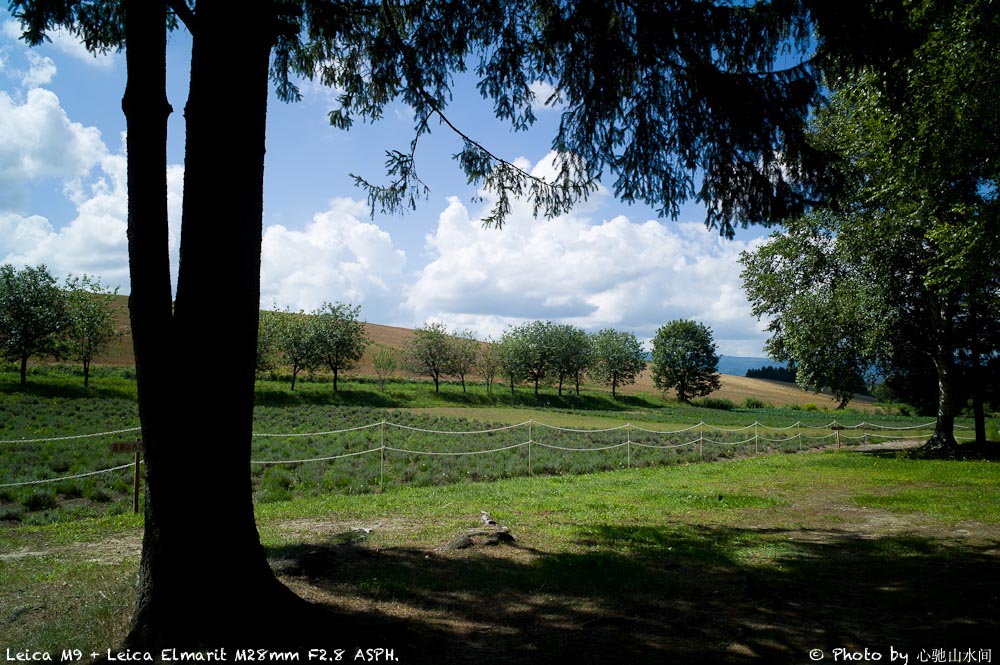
[1,366,960,526]
[3,451,999,661]
[2,365,998,662]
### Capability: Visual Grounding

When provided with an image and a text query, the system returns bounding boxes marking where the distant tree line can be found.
[1,262,723,403]
[0,264,122,387]
[746,365,797,383]
[259,307,723,402]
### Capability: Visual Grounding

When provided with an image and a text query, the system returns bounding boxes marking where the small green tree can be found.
[589,329,647,399]
[651,319,721,402]
[310,302,369,392]
[550,324,591,396]
[404,322,451,393]
[371,345,398,392]
[63,275,121,388]
[477,339,503,397]
[0,264,68,386]
[255,309,282,375]
[273,308,318,391]
[498,328,530,396]
[446,329,480,393]
[515,320,557,396]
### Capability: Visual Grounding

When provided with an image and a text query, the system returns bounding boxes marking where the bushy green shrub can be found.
[55,480,84,498]
[695,397,735,411]
[262,467,295,491]
[23,490,58,511]
[86,487,112,503]
[743,397,773,410]
[802,403,820,412]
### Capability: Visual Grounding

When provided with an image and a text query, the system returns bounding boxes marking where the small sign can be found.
[110,440,143,453]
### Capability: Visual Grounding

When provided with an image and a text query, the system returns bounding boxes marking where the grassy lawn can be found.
[3,450,999,663]
[2,367,959,527]
[3,367,997,662]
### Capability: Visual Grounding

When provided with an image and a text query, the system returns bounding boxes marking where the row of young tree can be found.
[257,307,723,402]
[0,264,121,387]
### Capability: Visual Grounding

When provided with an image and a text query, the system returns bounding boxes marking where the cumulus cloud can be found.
[0,151,184,291]
[21,51,55,87]
[405,163,770,356]
[0,87,107,208]
[0,88,183,292]
[260,198,407,322]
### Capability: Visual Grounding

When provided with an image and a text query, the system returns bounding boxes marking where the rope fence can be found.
[1,418,971,492]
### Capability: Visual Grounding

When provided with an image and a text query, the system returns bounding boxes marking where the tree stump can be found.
[436,512,516,551]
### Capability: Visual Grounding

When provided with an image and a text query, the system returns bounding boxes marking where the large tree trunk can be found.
[969,351,987,445]
[926,353,959,450]
[124,1,307,649]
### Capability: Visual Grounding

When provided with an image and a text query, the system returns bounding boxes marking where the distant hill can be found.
[717,356,786,377]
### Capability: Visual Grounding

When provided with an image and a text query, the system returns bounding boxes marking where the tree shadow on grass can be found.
[857,441,1000,461]
[266,525,1000,664]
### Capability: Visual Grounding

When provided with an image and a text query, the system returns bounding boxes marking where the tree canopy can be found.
[741,0,1000,443]
[650,319,721,403]
[310,302,370,392]
[0,264,68,386]
[63,275,122,388]
[589,328,646,399]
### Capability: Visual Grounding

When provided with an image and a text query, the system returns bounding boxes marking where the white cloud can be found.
[528,81,561,112]
[21,51,55,87]
[2,157,184,291]
[0,119,184,294]
[0,87,107,208]
[260,197,407,322]
[405,164,770,356]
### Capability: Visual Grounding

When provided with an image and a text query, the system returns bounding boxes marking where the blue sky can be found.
[0,12,775,356]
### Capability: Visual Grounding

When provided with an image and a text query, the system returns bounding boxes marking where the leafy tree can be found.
[743,0,1000,445]
[403,321,451,393]
[740,219,876,409]
[445,329,480,393]
[510,320,557,396]
[550,324,591,396]
[589,329,646,399]
[0,264,68,386]
[255,309,282,375]
[63,275,122,388]
[476,338,503,397]
[651,320,721,402]
[498,327,531,396]
[8,0,906,649]
[273,308,317,391]
[371,345,398,392]
[310,302,369,392]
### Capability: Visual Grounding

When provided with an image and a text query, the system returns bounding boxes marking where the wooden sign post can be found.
[110,439,143,514]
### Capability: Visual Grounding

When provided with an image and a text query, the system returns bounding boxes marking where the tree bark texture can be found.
[124,0,306,649]
[928,353,959,450]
